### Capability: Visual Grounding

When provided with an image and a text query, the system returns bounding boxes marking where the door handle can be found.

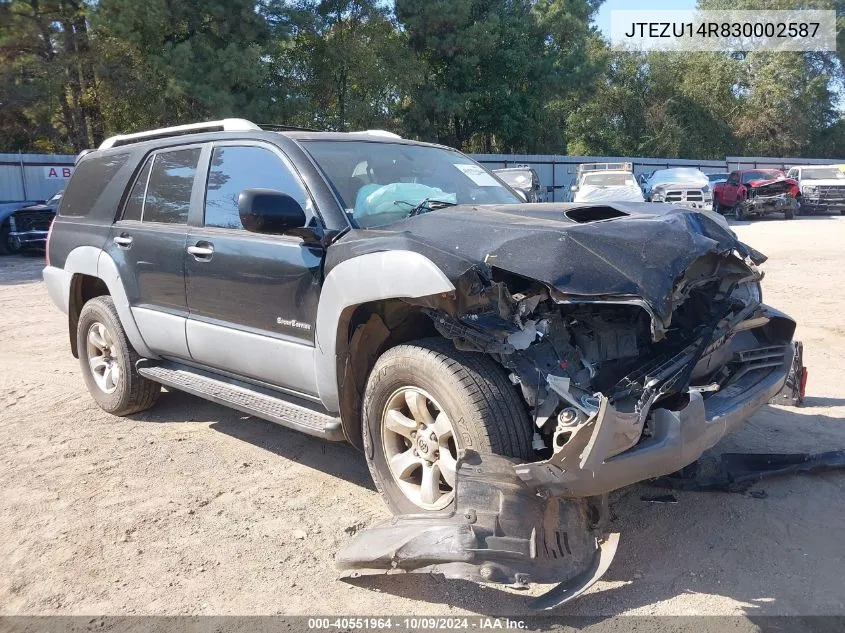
[113,235,133,248]
[187,243,214,260]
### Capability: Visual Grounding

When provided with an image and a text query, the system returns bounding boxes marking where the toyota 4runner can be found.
[44,119,796,607]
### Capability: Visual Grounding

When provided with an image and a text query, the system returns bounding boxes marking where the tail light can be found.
[45,218,55,266]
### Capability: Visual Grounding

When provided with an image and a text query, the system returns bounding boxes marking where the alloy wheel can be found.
[86,321,121,394]
[381,386,459,511]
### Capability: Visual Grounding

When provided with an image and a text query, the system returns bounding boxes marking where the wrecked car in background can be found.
[713,169,798,220]
[785,165,845,215]
[0,190,61,255]
[571,162,644,203]
[643,168,713,210]
[493,167,545,202]
[43,121,796,608]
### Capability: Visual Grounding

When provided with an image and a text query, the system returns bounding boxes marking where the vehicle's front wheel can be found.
[77,296,160,416]
[735,204,747,221]
[362,338,534,514]
[784,206,795,220]
[712,199,722,214]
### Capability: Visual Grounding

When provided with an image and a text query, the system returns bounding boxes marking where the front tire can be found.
[77,296,160,416]
[362,338,534,514]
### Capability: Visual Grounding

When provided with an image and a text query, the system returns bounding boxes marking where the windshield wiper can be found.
[396,198,457,218]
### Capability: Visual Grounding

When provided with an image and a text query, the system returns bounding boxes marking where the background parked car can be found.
[493,167,545,202]
[0,190,62,255]
[785,165,845,215]
[571,162,643,203]
[642,168,712,210]
[713,170,798,220]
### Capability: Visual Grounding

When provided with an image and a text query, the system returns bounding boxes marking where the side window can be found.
[786,168,796,179]
[121,157,152,222]
[60,153,129,217]
[204,146,310,230]
[143,148,201,224]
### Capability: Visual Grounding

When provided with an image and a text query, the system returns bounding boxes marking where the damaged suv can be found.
[44,120,796,607]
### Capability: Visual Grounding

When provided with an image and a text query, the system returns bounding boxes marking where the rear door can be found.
[184,142,324,396]
[105,145,204,358]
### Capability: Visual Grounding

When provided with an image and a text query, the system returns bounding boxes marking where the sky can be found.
[593,0,698,38]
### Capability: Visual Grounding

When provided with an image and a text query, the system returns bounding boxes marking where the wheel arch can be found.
[61,246,154,359]
[313,250,455,446]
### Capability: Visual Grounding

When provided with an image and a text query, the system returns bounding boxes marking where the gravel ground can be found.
[1,215,843,618]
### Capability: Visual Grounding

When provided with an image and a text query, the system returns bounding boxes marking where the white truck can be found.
[570,162,644,203]
[785,164,845,215]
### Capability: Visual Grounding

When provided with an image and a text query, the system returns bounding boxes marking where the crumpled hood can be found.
[747,176,796,188]
[328,203,763,328]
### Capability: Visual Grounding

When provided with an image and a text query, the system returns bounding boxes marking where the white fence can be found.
[470,154,845,202]
[2,151,844,204]
[0,153,75,203]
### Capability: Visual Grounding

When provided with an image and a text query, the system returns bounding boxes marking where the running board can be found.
[136,360,344,441]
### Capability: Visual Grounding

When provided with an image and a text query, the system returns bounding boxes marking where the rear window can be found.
[59,153,128,217]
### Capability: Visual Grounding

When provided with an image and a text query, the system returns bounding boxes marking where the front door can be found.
[106,145,204,358]
[185,142,324,396]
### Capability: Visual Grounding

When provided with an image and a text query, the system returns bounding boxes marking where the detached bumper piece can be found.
[653,450,845,493]
[769,341,806,407]
[337,451,619,610]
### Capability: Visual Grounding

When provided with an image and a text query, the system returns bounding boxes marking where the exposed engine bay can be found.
[423,248,776,476]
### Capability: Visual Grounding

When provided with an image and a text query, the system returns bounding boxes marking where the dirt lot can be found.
[1,215,844,618]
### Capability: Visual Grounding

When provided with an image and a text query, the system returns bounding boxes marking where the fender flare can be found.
[63,246,155,359]
[313,250,455,411]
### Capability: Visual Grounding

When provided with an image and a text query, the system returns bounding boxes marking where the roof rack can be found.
[98,118,261,150]
[577,162,633,174]
[259,123,323,132]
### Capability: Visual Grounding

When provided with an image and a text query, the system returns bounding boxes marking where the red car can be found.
[712,169,799,220]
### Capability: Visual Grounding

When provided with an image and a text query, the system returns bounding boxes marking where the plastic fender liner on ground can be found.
[336,450,618,608]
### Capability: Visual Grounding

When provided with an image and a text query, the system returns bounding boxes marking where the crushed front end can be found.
[338,207,795,606]
[740,179,799,217]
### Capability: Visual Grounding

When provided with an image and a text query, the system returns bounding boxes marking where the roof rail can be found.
[577,162,633,174]
[358,129,402,139]
[98,118,261,150]
[259,123,323,132]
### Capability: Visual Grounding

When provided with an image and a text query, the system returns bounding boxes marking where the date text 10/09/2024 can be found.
[623,21,820,39]
[307,618,528,630]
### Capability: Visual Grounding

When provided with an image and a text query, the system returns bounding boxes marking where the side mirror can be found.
[238,189,311,237]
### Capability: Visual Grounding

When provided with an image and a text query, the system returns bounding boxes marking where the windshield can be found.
[801,167,845,180]
[496,170,532,187]
[582,173,635,187]
[707,173,728,182]
[301,140,520,228]
[742,170,782,183]
[649,168,707,186]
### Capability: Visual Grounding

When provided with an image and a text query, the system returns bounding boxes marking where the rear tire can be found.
[77,296,160,416]
[362,337,534,514]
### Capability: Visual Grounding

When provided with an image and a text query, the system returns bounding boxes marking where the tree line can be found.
[1,0,844,158]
